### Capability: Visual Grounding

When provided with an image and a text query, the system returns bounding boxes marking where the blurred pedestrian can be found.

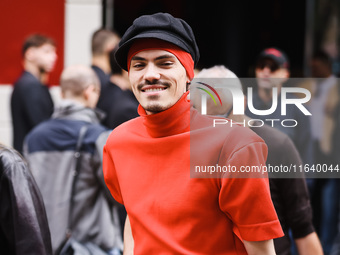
[24,65,123,254]
[98,47,139,129]
[11,34,57,154]
[308,49,340,255]
[90,28,120,106]
[245,47,314,166]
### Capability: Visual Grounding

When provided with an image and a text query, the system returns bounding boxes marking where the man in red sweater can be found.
[103,12,283,254]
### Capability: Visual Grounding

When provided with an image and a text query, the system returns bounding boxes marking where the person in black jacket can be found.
[90,28,120,107]
[11,34,57,154]
[90,29,139,130]
[0,143,52,255]
[97,47,139,130]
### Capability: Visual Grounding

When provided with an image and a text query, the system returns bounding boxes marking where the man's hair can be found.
[193,65,244,115]
[196,65,244,94]
[196,65,238,79]
[60,65,100,97]
[91,28,120,56]
[22,34,55,56]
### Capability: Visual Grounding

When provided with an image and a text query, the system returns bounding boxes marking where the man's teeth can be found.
[144,88,165,92]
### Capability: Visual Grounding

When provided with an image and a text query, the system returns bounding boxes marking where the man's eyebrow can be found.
[131,54,176,61]
[131,56,145,61]
[155,54,176,60]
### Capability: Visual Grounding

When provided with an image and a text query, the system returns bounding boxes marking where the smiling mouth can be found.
[141,87,168,92]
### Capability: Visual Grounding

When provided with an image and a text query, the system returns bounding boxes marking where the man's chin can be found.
[144,103,172,115]
[257,82,275,90]
[39,67,53,74]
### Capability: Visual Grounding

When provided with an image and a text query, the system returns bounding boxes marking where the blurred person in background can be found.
[245,48,314,167]
[90,28,138,130]
[24,65,123,254]
[109,47,139,104]
[11,34,57,154]
[97,47,139,129]
[90,28,120,108]
[308,50,340,255]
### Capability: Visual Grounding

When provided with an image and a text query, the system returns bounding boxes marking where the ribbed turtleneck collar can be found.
[137,92,190,138]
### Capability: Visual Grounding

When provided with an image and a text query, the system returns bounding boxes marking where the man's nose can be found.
[262,66,272,74]
[143,64,161,81]
[260,66,272,77]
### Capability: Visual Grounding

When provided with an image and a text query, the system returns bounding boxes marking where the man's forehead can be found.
[257,57,276,65]
[35,43,56,50]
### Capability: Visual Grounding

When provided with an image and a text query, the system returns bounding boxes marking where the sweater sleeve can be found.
[103,143,124,205]
[218,141,284,241]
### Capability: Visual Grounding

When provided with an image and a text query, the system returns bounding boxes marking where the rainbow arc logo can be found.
[196,82,223,106]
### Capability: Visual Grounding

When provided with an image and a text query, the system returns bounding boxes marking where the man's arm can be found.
[123,216,134,255]
[243,239,276,255]
[295,232,324,255]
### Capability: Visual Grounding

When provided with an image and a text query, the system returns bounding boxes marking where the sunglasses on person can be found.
[256,59,280,72]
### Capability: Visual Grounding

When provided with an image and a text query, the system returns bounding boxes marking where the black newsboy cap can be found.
[115,12,200,71]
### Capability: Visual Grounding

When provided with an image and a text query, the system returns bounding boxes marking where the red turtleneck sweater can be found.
[103,93,283,254]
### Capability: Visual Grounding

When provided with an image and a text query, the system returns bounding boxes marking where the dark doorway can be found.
[111,0,306,77]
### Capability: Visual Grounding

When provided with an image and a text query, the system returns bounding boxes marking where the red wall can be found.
[0,0,65,85]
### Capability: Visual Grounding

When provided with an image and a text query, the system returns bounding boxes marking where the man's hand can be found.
[295,232,323,255]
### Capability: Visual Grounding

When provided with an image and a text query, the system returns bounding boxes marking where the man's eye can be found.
[160,61,173,66]
[132,63,144,68]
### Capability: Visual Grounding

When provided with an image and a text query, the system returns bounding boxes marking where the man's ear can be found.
[283,69,290,82]
[61,90,66,99]
[277,68,290,84]
[83,85,94,100]
[25,48,36,61]
[283,69,290,78]
[281,68,290,82]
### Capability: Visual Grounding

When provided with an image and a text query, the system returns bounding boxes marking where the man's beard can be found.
[144,99,172,114]
[39,67,47,75]
[145,104,168,113]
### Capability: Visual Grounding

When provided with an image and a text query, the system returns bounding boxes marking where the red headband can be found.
[127,39,195,80]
